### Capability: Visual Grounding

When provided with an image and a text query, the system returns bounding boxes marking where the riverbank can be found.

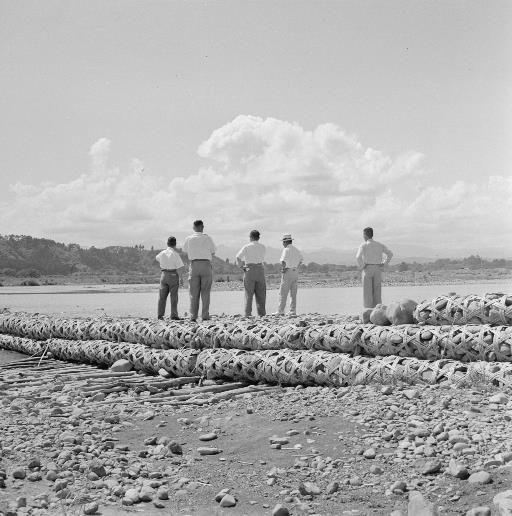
[0,268,510,291]
[1,356,512,515]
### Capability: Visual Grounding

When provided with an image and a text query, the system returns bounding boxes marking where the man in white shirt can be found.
[236,230,266,317]
[182,220,217,321]
[155,236,185,320]
[277,234,303,315]
[356,227,394,308]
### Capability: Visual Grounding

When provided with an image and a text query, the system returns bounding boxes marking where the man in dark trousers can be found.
[182,220,217,321]
[236,230,267,317]
[155,236,185,320]
[356,227,393,308]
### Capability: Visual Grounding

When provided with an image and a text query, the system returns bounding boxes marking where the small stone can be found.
[349,476,362,486]
[197,447,222,455]
[407,491,438,515]
[88,459,106,478]
[466,507,491,516]
[421,460,442,475]
[215,488,230,502]
[447,459,469,479]
[370,465,383,474]
[27,472,42,481]
[489,393,508,405]
[269,437,289,445]
[381,385,393,395]
[168,442,182,455]
[272,504,290,516]
[326,481,339,494]
[390,480,407,493]
[139,486,154,502]
[468,471,491,484]
[363,448,376,459]
[198,433,218,442]
[16,497,27,508]
[27,458,41,469]
[153,501,165,508]
[110,359,133,372]
[84,502,99,515]
[157,487,169,500]
[12,468,26,479]
[493,490,512,515]
[46,471,58,481]
[219,494,236,507]
[404,389,419,400]
[299,482,321,496]
[123,488,140,504]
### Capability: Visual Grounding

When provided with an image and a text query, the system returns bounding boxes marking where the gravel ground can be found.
[1,367,512,516]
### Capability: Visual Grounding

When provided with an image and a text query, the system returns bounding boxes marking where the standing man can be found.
[182,220,217,322]
[356,227,393,308]
[155,236,185,320]
[277,234,303,315]
[236,230,266,317]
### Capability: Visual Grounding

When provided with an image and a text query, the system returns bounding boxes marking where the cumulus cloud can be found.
[2,119,511,255]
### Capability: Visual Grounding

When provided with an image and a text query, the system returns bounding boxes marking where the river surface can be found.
[1,281,510,319]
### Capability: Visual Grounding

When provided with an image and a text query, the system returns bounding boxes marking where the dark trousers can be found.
[158,271,179,318]
[189,260,213,320]
[243,264,266,316]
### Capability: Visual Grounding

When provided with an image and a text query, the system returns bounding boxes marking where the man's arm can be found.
[383,245,393,265]
[280,248,288,272]
[356,245,364,270]
[182,238,189,254]
[236,246,246,269]
[209,236,217,256]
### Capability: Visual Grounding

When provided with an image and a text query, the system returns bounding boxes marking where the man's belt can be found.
[246,263,263,266]
[161,269,177,272]
[191,259,210,262]
[365,263,383,265]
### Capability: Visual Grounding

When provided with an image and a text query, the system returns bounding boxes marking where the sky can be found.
[1,0,511,257]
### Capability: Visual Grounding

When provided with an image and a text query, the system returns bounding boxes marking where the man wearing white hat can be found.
[277,234,303,315]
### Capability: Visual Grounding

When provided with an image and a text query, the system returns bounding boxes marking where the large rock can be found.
[493,490,512,515]
[110,359,133,372]
[386,301,414,325]
[370,305,391,326]
[407,491,438,515]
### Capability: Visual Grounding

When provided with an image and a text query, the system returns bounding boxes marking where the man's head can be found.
[249,230,260,242]
[363,227,373,241]
[282,234,292,247]
[193,220,204,232]
[167,236,176,248]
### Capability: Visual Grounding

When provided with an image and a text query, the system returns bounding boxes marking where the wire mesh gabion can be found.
[414,293,512,326]
[2,333,512,389]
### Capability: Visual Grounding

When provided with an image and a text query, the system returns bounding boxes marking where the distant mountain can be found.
[0,235,240,276]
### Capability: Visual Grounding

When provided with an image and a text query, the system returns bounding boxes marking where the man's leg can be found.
[189,263,200,321]
[373,267,382,305]
[254,268,266,316]
[278,271,291,314]
[169,272,180,318]
[200,261,213,320]
[362,267,375,308]
[157,273,170,319]
[289,271,298,314]
[244,268,256,316]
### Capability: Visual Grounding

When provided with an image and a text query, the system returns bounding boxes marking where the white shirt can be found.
[356,239,393,268]
[236,241,266,264]
[155,248,184,270]
[280,244,303,269]
[182,232,216,261]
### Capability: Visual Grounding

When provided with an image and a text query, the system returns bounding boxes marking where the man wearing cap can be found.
[356,227,393,308]
[183,220,217,321]
[236,230,266,317]
[155,236,185,320]
[277,234,303,315]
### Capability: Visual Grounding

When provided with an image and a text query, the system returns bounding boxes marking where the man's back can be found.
[356,239,391,266]
[183,232,216,260]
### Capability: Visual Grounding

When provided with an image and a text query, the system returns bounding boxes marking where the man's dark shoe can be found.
[171,316,183,321]
[190,318,197,322]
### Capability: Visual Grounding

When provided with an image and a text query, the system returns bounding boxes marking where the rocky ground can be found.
[1,358,512,516]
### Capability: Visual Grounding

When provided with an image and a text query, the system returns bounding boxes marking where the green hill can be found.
[0,235,240,279]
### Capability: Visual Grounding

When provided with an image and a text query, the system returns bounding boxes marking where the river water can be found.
[1,280,510,318]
